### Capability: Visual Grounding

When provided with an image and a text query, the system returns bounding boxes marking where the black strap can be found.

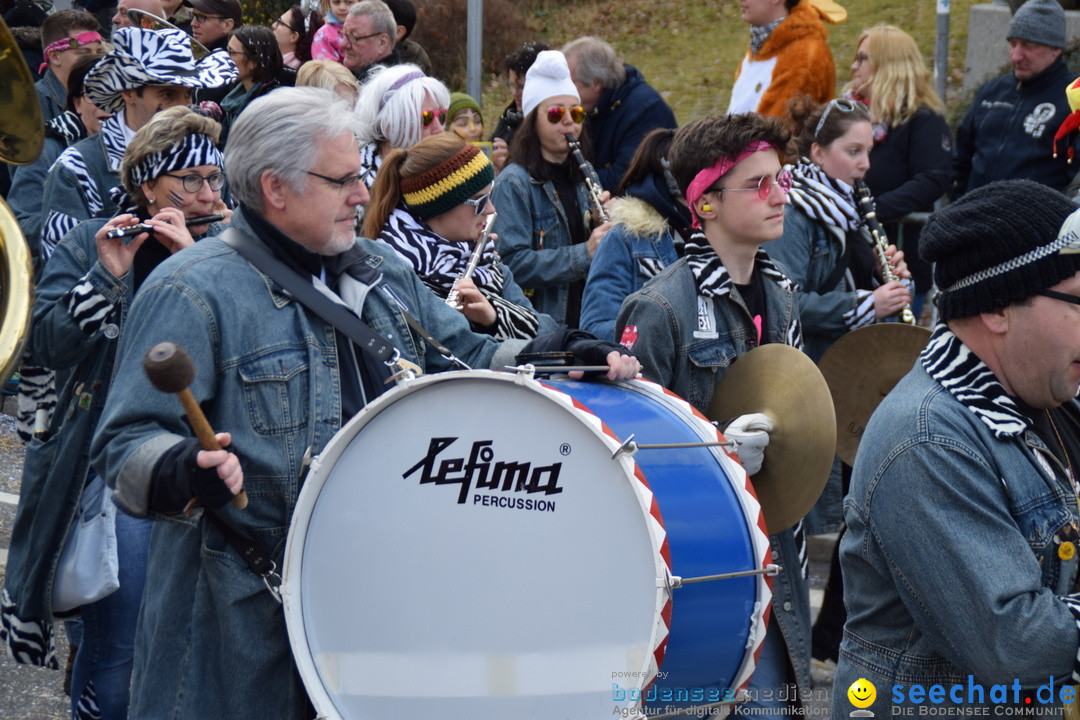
[821,239,852,293]
[203,510,282,602]
[221,228,397,363]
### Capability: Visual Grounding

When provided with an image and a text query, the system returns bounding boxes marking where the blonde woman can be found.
[296,58,360,106]
[845,25,951,317]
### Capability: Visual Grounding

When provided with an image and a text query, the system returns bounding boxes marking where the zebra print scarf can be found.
[683,230,796,299]
[786,158,863,238]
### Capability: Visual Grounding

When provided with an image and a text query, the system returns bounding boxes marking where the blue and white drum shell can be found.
[282,370,771,719]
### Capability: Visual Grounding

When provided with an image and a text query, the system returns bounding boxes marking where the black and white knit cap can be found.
[922,179,1080,321]
[1007,0,1066,49]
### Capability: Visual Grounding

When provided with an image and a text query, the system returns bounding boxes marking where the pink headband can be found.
[685,140,775,228]
[40,31,102,72]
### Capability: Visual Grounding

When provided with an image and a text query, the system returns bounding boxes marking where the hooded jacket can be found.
[727,0,835,117]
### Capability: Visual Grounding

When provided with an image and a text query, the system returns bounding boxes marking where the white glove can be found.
[723,412,774,476]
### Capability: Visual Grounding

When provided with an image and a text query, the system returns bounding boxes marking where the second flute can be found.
[104,213,226,240]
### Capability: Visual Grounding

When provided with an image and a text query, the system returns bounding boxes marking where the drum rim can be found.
[281,370,675,719]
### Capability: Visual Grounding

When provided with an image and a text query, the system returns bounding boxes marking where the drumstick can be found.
[142,342,248,511]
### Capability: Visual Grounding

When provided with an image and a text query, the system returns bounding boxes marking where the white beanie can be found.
[522,50,580,119]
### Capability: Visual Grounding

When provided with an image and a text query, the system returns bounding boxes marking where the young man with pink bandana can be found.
[615,112,811,715]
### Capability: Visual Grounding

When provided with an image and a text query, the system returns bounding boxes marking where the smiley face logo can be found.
[848,678,876,709]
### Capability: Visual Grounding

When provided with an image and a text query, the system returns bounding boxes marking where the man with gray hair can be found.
[90,86,638,718]
[341,0,401,82]
[562,36,676,191]
[953,0,1079,199]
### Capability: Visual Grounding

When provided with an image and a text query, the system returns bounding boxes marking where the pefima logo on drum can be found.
[402,436,563,511]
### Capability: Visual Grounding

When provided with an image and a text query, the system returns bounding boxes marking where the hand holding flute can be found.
[96,204,229,278]
[446,212,499,328]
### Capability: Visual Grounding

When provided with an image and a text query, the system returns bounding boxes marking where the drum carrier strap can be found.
[221,228,468,375]
[202,511,284,602]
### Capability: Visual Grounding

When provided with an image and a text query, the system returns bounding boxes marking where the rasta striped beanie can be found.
[401,141,494,219]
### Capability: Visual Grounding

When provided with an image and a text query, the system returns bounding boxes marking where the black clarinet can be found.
[854,181,915,325]
[565,134,610,223]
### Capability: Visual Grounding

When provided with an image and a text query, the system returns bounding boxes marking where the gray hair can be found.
[355,63,450,149]
[347,0,397,45]
[561,36,625,90]
[224,87,361,211]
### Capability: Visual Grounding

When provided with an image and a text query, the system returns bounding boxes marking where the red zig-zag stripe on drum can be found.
[628,378,773,697]
[538,380,673,697]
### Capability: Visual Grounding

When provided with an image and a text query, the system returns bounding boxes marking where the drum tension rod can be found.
[669,564,781,588]
[611,434,736,459]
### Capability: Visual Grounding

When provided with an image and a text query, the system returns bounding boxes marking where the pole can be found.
[935,0,950,105]
[466,0,482,104]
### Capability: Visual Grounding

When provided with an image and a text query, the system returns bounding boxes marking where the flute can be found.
[446,212,497,310]
[104,213,226,240]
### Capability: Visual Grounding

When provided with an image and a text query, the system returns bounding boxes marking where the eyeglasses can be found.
[708,170,792,200]
[421,108,448,127]
[306,170,365,193]
[461,191,492,216]
[162,171,226,193]
[342,30,384,45]
[852,53,871,67]
[546,105,586,124]
[815,98,863,138]
[1037,289,1080,307]
[192,12,226,23]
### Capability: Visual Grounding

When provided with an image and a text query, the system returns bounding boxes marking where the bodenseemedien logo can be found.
[848,678,876,718]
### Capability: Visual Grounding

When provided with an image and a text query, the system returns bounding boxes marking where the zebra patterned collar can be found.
[100,114,130,172]
[46,111,86,145]
[378,206,497,293]
[920,324,1028,438]
[786,158,862,234]
[684,230,794,299]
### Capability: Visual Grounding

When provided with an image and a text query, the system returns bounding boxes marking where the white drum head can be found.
[283,371,669,719]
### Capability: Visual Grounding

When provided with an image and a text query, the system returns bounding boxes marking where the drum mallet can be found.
[142,341,248,510]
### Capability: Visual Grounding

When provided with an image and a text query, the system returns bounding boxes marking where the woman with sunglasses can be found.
[845,25,951,319]
[364,133,556,339]
[490,50,612,328]
[272,4,324,69]
[355,63,451,191]
[7,105,228,720]
[222,26,285,144]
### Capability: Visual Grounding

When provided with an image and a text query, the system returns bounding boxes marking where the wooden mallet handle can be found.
[143,342,248,510]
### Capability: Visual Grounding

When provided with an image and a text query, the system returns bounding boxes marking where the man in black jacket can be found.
[953,0,1079,198]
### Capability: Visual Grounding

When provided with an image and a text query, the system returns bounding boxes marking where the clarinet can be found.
[446,212,497,310]
[854,181,915,325]
[565,134,610,223]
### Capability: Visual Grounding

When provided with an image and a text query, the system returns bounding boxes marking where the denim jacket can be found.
[615,256,811,700]
[833,327,1080,718]
[89,209,526,719]
[580,196,681,342]
[491,162,593,325]
[767,205,856,363]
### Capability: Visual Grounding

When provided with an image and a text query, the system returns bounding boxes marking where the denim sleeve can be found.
[91,277,216,516]
[491,167,591,288]
[497,261,559,336]
[581,224,637,342]
[859,438,1080,683]
[615,288,676,388]
[29,220,127,370]
[7,140,61,259]
[40,158,93,260]
[766,207,853,339]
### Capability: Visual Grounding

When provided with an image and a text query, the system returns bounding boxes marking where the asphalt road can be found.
[0,402,837,719]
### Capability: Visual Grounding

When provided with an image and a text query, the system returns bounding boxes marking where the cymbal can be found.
[709,344,836,534]
[126,9,212,60]
[818,323,931,466]
[0,16,45,165]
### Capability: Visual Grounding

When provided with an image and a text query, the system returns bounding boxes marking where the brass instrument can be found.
[855,180,915,325]
[446,212,497,310]
[0,17,41,385]
[565,134,610,223]
[126,9,211,60]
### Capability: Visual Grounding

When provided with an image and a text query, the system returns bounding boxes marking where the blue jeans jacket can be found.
[833,332,1080,718]
[615,258,812,701]
[90,209,527,719]
[580,197,681,342]
[491,162,593,325]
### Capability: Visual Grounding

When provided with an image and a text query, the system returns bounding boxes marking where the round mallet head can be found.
[143,342,196,393]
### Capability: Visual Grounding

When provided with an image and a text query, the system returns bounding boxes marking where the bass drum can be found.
[283,370,771,719]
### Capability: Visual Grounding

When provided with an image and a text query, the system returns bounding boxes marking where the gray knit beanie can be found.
[921,180,1080,321]
[1007,0,1066,49]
